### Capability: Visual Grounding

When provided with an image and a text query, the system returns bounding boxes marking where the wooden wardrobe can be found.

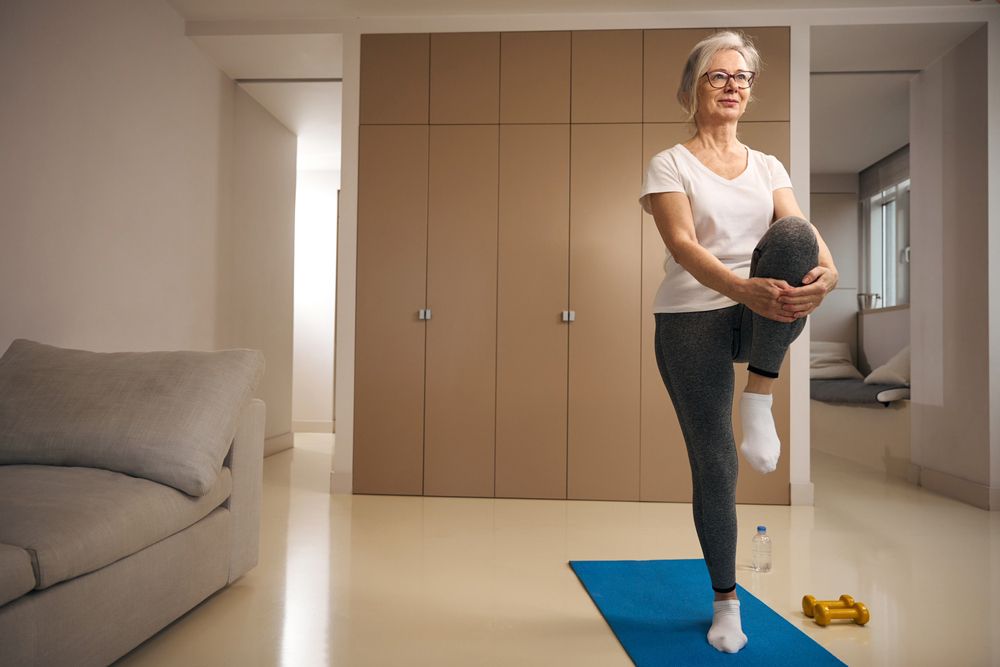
[354,27,793,504]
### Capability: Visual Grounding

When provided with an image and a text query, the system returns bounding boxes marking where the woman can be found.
[639,31,837,654]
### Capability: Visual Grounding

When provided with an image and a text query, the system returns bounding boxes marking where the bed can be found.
[810,378,909,406]
[809,333,911,478]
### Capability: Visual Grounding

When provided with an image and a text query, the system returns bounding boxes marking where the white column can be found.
[788,19,813,506]
[332,29,360,494]
[988,16,1000,510]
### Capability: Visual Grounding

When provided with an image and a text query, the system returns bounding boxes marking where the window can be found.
[858,146,910,310]
[861,180,910,308]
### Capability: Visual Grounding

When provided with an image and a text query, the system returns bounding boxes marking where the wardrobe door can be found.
[736,26,790,123]
[643,29,715,123]
[567,124,643,501]
[360,34,430,125]
[733,363,790,504]
[430,32,500,124]
[496,124,571,500]
[354,125,429,495]
[737,121,790,170]
[571,30,643,123]
[500,31,571,124]
[423,125,500,498]
[733,120,791,505]
[639,123,696,502]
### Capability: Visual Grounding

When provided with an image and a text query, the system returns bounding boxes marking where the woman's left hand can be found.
[778,266,838,318]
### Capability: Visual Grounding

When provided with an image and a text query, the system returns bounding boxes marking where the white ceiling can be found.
[166,0,983,21]
[811,22,986,72]
[187,33,344,171]
[810,73,911,175]
[190,34,343,79]
[810,22,985,175]
[240,82,342,171]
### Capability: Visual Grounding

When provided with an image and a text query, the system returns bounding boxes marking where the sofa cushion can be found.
[0,339,263,496]
[0,464,232,590]
[0,543,35,606]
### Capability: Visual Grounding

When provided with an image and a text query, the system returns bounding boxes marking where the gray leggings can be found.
[653,217,818,592]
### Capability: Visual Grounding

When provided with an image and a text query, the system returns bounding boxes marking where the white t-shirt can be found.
[639,143,793,313]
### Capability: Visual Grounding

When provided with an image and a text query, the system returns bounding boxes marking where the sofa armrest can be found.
[223,398,265,583]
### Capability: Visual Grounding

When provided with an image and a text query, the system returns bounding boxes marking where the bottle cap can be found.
[757,526,766,532]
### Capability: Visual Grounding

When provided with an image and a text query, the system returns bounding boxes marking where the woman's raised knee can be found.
[770,216,812,236]
[761,216,818,253]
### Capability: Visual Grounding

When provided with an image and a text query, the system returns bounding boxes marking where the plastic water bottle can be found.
[752,526,771,572]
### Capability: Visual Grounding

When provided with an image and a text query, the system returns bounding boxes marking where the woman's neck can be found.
[687,122,741,155]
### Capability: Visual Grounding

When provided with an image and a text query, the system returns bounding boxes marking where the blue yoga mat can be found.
[570,559,845,667]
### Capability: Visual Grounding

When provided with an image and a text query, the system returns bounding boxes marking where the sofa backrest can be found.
[0,339,265,496]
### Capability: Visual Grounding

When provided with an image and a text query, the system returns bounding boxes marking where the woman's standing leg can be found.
[733,216,820,473]
[654,308,747,653]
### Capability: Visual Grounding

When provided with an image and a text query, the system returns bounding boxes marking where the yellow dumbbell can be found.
[814,601,870,626]
[802,594,854,618]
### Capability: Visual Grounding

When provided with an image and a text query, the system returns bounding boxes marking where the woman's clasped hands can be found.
[742,266,837,323]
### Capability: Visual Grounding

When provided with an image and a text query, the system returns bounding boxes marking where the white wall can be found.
[809,176,860,365]
[228,87,297,444]
[990,8,1000,512]
[0,0,296,447]
[910,26,991,501]
[292,169,340,432]
[0,0,232,354]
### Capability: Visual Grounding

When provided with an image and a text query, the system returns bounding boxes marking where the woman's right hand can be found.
[739,277,797,323]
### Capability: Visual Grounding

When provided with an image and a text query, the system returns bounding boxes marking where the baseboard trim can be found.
[790,483,814,506]
[263,432,294,458]
[918,466,993,510]
[330,470,352,495]
[292,420,334,433]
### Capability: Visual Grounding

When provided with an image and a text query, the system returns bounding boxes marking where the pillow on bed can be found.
[865,344,910,386]
[810,341,864,380]
[876,387,910,402]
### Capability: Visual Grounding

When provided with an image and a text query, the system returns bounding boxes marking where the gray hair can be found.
[677,30,762,123]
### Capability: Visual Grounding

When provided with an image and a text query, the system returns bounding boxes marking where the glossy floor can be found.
[114,435,1000,667]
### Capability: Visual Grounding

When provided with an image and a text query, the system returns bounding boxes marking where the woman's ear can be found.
[681,91,690,109]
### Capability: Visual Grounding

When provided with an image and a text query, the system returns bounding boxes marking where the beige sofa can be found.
[0,339,266,667]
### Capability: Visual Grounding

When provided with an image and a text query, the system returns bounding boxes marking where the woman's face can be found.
[695,49,751,126]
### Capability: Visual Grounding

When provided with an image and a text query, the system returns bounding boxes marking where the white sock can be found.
[708,599,747,653]
[739,392,781,474]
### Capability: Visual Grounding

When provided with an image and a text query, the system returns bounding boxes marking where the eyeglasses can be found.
[702,70,756,89]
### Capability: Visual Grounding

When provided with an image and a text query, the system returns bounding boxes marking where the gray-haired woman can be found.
[639,31,838,653]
